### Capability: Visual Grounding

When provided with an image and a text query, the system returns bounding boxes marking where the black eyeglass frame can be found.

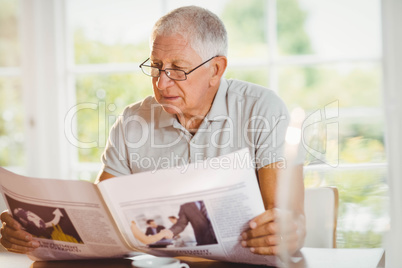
[139,56,217,81]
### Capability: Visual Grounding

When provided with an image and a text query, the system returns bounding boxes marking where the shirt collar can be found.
[158,106,176,128]
[205,78,229,122]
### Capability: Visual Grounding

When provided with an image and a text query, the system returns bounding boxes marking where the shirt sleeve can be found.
[252,91,290,169]
[101,109,131,177]
[169,205,189,236]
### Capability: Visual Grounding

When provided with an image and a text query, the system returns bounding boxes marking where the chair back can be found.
[304,186,339,248]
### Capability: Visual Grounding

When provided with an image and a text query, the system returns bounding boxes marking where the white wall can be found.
[381,0,402,267]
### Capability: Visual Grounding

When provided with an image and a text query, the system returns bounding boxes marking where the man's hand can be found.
[0,210,40,253]
[240,208,304,256]
[160,229,174,239]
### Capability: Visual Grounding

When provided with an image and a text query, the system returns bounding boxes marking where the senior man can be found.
[1,5,305,256]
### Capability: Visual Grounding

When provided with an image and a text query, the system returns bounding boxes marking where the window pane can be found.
[338,116,385,164]
[74,73,152,163]
[305,167,388,248]
[302,112,385,166]
[278,0,382,57]
[220,0,268,60]
[166,0,269,60]
[279,63,385,165]
[276,0,314,56]
[278,63,382,110]
[0,77,25,167]
[69,0,162,64]
[0,0,20,67]
[225,67,269,88]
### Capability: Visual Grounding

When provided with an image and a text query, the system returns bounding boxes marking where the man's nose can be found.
[156,70,174,90]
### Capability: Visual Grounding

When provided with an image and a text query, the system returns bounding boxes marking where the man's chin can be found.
[159,102,183,116]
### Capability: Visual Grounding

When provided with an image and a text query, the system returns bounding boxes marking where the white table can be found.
[0,247,385,268]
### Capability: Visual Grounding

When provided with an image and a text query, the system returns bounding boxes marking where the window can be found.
[11,0,385,248]
[0,0,25,173]
[278,0,386,248]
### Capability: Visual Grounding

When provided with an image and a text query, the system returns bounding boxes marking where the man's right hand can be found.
[0,210,40,253]
[160,229,174,239]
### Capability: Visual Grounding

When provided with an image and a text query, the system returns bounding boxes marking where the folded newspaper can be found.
[0,149,277,266]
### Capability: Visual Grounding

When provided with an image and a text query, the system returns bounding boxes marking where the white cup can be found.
[132,257,190,268]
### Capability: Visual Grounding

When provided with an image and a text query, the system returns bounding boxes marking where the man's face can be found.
[150,34,217,120]
[148,221,157,228]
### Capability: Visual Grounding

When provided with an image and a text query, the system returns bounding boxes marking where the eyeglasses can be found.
[139,56,217,81]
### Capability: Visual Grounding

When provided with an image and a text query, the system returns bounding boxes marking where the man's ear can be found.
[209,56,227,87]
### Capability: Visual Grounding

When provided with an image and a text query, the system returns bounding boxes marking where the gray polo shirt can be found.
[101,78,290,176]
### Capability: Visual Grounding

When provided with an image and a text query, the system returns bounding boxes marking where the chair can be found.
[304,186,339,248]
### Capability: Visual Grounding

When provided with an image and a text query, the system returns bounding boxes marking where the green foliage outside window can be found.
[75,73,152,162]
[74,29,149,64]
[0,0,24,167]
[0,0,20,67]
[0,78,24,167]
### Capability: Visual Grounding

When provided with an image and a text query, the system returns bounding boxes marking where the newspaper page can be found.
[98,148,278,266]
[0,167,133,261]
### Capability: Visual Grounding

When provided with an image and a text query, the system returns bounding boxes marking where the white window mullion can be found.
[0,67,20,77]
[71,63,141,75]
[272,56,381,66]
[267,0,278,93]
[64,0,80,180]
[382,0,402,266]
[20,0,69,179]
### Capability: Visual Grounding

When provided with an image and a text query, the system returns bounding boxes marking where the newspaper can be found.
[0,149,277,266]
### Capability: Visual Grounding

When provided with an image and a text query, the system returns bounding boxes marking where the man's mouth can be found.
[163,96,179,100]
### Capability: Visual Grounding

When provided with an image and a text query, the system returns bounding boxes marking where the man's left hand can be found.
[240,208,304,256]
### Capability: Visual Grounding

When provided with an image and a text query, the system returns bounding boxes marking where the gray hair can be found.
[151,6,228,61]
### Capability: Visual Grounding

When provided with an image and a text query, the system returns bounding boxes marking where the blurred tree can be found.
[75,73,152,162]
[277,0,313,55]
[221,0,265,45]
[0,0,20,66]
[74,29,149,64]
[221,0,313,55]
[0,78,24,166]
[0,0,24,167]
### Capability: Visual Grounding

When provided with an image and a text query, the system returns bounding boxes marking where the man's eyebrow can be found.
[150,58,191,67]
[172,59,190,64]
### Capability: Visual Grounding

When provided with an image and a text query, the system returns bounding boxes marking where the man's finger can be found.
[243,210,298,240]
[1,211,21,230]
[250,246,278,255]
[241,234,279,248]
[1,237,37,254]
[248,209,277,229]
[1,224,34,243]
[242,221,278,239]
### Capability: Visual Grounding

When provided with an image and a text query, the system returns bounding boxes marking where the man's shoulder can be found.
[121,96,160,117]
[225,78,285,109]
[226,78,279,100]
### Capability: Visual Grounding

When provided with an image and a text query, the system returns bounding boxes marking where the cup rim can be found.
[132,256,180,267]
